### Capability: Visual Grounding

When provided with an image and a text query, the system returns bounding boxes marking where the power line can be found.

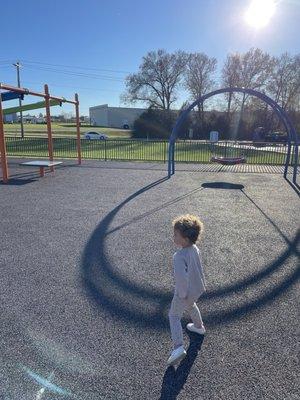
[21,59,131,74]
[22,65,125,82]
[25,81,122,93]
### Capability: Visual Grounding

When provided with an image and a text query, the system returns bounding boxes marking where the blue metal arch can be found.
[168,87,299,185]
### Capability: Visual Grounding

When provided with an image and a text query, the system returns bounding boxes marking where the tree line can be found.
[122,48,300,140]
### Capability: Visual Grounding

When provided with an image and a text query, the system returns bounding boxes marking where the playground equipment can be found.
[20,160,63,177]
[168,87,299,185]
[3,99,62,115]
[0,83,82,183]
[209,129,247,165]
[211,156,246,165]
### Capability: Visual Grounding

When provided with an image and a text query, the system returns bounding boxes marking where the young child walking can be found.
[167,214,207,366]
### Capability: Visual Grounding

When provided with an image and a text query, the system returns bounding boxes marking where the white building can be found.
[89,104,147,129]
[4,113,17,123]
[18,114,45,124]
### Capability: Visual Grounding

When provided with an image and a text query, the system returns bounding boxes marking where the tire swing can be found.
[211,155,247,165]
[209,128,247,165]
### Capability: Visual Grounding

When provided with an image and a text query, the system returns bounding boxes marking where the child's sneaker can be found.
[186,323,206,335]
[167,345,187,366]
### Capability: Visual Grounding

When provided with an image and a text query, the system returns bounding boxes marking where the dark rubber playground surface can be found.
[0,158,299,399]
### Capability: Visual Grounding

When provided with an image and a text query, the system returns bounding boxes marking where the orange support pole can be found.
[75,93,82,165]
[44,84,54,173]
[0,90,9,183]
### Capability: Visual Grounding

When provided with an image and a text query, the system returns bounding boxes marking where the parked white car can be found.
[84,131,108,140]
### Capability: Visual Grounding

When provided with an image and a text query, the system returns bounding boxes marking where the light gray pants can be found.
[168,294,204,349]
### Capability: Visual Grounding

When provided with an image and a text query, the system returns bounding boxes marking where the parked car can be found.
[83,131,108,140]
[265,131,288,144]
[123,119,130,129]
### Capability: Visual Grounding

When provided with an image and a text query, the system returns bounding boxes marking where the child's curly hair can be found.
[172,214,204,244]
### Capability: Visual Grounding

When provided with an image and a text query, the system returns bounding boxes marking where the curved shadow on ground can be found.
[201,182,244,190]
[159,332,204,400]
[81,177,300,330]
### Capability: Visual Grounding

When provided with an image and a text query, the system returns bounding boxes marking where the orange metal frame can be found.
[0,83,82,183]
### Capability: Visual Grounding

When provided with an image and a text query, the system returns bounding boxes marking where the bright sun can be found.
[245,0,276,29]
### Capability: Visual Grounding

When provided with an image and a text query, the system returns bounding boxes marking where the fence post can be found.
[105,139,107,161]
[75,93,81,165]
[44,84,55,172]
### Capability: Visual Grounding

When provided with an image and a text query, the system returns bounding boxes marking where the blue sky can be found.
[0,0,299,115]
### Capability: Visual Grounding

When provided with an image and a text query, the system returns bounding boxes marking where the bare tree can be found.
[122,49,188,110]
[185,53,217,124]
[222,53,241,117]
[222,48,274,134]
[241,52,300,133]
[238,48,275,122]
[239,48,274,90]
[223,49,274,110]
[267,53,300,111]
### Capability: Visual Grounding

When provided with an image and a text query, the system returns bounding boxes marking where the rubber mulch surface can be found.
[0,159,299,399]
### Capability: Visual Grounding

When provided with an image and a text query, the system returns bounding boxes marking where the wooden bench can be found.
[20,161,63,177]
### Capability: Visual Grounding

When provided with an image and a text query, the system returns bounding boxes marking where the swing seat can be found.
[210,156,246,165]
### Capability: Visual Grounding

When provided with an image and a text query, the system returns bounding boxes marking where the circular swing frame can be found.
[167,87,298,184]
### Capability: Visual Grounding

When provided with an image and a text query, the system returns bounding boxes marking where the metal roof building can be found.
[89,104,147,128]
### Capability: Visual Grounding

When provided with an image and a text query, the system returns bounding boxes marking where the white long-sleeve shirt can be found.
[173,244,207,300]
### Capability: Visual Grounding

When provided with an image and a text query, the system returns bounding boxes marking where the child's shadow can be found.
[159,331,205,400]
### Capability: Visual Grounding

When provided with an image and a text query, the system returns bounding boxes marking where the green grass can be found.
[5,137,293,165]
[3,123,133,138]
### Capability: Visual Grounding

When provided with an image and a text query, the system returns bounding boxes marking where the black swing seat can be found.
[210,156,246,165]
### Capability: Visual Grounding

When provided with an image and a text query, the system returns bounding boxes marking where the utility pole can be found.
[13,61,24,138]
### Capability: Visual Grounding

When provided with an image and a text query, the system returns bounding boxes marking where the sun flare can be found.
[245,0,276,29]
